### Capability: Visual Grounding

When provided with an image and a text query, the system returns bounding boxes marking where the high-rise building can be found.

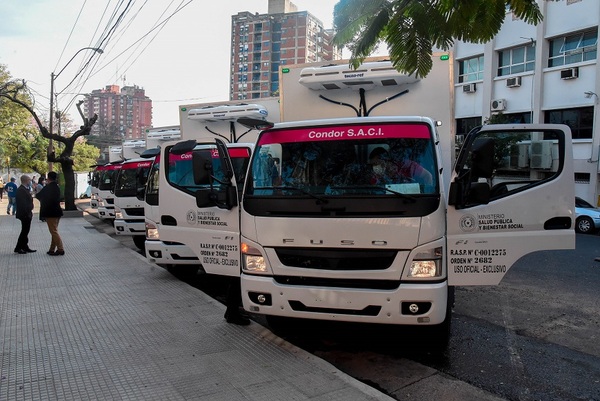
[230,0,341,100]
[83,84,152,140]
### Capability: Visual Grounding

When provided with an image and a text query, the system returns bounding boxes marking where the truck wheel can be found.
[575,216,594,234]
[133,236,146,251]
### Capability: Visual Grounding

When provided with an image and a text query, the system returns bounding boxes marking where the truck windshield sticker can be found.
[258,123,431,145]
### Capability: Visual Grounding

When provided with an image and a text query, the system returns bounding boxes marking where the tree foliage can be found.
[333,0,543,77]
[0,65,99,210]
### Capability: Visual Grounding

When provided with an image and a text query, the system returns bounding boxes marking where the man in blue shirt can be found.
[5,177,18,215]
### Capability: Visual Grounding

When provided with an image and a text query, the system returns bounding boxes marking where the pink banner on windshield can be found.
[169,147,251,162]
[258,123,431,145]
[120,161,153,170]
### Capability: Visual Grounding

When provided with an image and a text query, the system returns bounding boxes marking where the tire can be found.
[133,235,146,251]
[575,216,594,234]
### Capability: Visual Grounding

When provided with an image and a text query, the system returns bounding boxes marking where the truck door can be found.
[160,142,250,277]
[447,124,574,285]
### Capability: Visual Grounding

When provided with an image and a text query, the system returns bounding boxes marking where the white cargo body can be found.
[122,139,146,160]
[108,146,122,162]
[145,126,181,149]
[191,55,575,348]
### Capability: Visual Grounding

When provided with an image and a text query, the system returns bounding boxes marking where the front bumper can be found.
[145,240,200,265]
[241,274,448,325]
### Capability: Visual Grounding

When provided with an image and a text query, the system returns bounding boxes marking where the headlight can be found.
[408,247,442,278]
[145,221,159,240]
[114,208,123,220]
[241,242,268,273]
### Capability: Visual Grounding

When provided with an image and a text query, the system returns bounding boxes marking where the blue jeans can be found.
[7,197,16,215]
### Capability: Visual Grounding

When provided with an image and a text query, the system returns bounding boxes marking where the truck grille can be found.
[274,248,397,270]
[124,208,144,216]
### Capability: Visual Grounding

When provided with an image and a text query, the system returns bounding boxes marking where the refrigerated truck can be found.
[144,99,279,271]
[188,55,575,346]
[96,161,122,220]
[145,143,253,269]
[113,157,154,250]
[113,127,182,251]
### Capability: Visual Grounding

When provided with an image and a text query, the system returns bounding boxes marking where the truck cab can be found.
[113,157,154,250]
[96,161,121,221]
[144,100,278,272]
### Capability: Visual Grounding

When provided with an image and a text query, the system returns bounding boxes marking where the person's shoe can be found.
[25,249,36,253]
[49,250,65,256]
[47,251,56,255]
[15,249,27,254]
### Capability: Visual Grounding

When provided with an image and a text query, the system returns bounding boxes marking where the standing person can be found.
[35,176,46,222]
[0,177,4,200]
[36,172,64,256]
[5,177,18,215]
[14,175,36,254]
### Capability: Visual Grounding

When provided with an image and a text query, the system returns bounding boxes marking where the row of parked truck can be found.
[89,54,576,348]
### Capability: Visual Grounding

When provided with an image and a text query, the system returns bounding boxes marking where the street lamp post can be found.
[48,47,103,171]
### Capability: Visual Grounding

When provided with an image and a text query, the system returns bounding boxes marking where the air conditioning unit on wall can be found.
[506,76,522,88]
[463,83,476,93]
[491,99,507,112]
[560,67,579,80]
[530,140,553,169]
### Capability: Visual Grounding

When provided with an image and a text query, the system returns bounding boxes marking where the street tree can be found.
[0,78,98,211]
[333,0,543,77]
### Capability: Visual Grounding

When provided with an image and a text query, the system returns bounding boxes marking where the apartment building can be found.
[83,84,153,140]
[230,0,341,100]
[454,0,599,204]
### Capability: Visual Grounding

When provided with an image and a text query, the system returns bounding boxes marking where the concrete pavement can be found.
[0,197,393,400]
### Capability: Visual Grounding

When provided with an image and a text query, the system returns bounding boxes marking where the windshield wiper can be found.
[330,186,416,202]
[256,186,329,204]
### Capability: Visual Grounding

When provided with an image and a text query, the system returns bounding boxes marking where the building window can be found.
[458,55,484,83]
[498,44,535,76]
[502,112,532,124]
[456,117,482,137]
[544,107,594,139]
[548,29,597,67]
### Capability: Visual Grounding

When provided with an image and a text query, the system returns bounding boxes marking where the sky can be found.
[0,0,347,128]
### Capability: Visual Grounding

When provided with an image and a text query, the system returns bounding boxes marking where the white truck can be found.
[90,146,122,209]
[190,55,575,346]
[144,99,279,272]
[113,127,181,250]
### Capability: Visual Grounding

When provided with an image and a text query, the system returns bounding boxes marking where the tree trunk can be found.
[62,161,76,210]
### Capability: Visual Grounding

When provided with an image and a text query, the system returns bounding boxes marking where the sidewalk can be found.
[0,202,393,400]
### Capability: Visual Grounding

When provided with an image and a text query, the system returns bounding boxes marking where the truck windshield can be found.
[98,169,117,191]
[247,122,438,197]
[114,161,153,197]
[166,146,251,196]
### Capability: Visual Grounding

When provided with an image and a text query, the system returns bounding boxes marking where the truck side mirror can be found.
[195,186,238,210]
[470,137,494,179]
[192,151,212,185]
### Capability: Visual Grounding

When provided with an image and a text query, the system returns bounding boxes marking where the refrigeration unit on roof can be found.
[146,130,181,140]
[122,140,146,148]
[187,104,268,122]
[299,61,420,90]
